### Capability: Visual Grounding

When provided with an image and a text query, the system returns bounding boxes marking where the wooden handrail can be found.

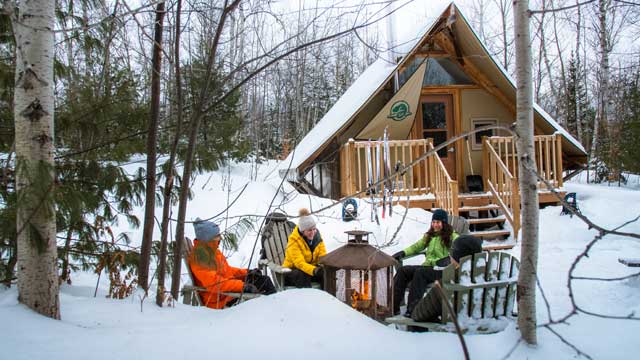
[340,138,458,215]
[484,139,520,241]
[486,134,564,188]
[427,142,458,215]
[340,139,433,198]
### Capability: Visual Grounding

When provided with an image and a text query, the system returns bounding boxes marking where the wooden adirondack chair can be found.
[180,237,259,306]
[257,212,321,290]
[386,251,519,333]
[257,212,295,291]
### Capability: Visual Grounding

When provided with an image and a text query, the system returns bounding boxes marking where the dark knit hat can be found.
[193,218,220,242]
[450,235,483,262]
[431,209,449,224]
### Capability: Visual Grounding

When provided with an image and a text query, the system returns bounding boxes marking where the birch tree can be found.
[9,0,60,319]
[514,0,539,345]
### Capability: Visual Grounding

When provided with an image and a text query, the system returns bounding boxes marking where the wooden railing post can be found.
[347,139,356,196]
[482,136,490,192]
[511,177,521,241]
[555,134,563,188]
[451,180,459,216]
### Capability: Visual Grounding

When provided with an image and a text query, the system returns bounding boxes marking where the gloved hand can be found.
[242,283,259,294]
[392,251,405,261]
[312,266,323,276]
[247,268,262,277]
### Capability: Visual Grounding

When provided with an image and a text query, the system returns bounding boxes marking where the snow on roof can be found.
[281,2,585,179]
[279,58,397,174]
[534,103,586,153]
[454,7,586,154]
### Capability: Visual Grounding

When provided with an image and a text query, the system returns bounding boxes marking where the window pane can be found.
[398,57,474,87]
[422,102,446,129]
[473,121,496,147]
[424,58,474,86]
[424,131,447,157]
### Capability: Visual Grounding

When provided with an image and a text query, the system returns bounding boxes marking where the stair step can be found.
[467,216,506,225]
[482,243,516,251]
[459,204,500,212]
[469,229,511,239]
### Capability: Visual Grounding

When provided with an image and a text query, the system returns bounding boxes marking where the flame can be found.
[351,271,370,309]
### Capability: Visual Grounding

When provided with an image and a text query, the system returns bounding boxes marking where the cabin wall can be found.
[460,88,514,188]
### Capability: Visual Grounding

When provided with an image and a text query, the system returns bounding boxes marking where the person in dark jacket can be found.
[282,208,327,289]
[410,235,483,324]
[391,209,458,315]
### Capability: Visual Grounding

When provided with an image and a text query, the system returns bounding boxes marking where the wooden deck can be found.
[392,190,565,210]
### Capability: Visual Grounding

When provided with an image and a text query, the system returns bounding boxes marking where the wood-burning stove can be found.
[320,230,397,320]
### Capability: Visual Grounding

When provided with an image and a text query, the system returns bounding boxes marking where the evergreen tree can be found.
[617,65,640,174]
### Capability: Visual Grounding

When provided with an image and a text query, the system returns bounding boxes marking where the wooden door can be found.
[418,94,456,179]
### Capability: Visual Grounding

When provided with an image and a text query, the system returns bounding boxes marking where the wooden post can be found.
[348,139,356,196]
[511,177,521,242]
[482,137,489,192]
[556,134,563,188]
[451,180,459,215]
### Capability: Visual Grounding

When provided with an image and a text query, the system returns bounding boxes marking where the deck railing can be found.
[484,134,564,188]
[483,138,521,240]
[340,138,435,198]
[427,142,459,215]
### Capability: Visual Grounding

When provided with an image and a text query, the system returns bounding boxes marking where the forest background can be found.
[0,0,639,335]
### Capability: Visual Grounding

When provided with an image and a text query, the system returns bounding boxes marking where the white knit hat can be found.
[298,208,316,231]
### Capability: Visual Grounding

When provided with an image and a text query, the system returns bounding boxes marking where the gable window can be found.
[471,119,497,150]
[398,57,474,88]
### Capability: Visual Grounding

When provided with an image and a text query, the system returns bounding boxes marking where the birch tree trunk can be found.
[495,0,511,71]
[592,0,612,157]
[513,0,538,345]
[574,1,583,142]
[12,0,60,319]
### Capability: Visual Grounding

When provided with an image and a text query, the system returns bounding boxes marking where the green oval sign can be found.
[388,100,412,121]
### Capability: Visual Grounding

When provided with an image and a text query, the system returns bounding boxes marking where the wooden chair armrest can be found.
[619,258,640,267]
[223,292,261,300]
[182,284,206,292]
[385,315,451,331]
[267,262,292,274]
[443,278,517,291]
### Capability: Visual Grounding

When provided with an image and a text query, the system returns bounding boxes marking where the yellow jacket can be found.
[282,226,326,276]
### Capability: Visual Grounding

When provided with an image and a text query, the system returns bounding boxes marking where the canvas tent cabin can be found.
[279,3,587,242]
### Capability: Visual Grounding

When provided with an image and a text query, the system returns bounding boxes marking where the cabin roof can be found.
[281,2,587,179]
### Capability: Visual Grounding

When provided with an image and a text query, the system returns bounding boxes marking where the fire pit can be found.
[320,230,397,320]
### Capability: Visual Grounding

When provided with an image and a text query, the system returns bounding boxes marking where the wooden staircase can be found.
[457,196,511,243]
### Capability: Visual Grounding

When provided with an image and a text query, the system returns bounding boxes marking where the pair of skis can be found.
[382,127,393,219]
[366,141,379,224]
[366,128,393,224]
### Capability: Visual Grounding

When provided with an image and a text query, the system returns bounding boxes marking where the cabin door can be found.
[419,94,456,179]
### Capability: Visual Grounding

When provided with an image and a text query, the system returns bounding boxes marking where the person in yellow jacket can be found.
[282,208,326,289]
[189,218,275,309]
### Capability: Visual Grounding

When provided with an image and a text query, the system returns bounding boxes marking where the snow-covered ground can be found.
[2,160,639,359]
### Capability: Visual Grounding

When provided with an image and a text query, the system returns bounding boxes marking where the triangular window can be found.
[399,57,474,87]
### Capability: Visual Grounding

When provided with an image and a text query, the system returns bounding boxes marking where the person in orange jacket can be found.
[190,218,275,309]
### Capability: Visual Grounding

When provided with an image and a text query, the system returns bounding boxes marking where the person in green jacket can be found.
[391,209,459,316]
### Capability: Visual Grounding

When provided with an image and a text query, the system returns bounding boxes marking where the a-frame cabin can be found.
[280,3,587,242]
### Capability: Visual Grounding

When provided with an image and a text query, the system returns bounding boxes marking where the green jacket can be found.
[403,232,459,267]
